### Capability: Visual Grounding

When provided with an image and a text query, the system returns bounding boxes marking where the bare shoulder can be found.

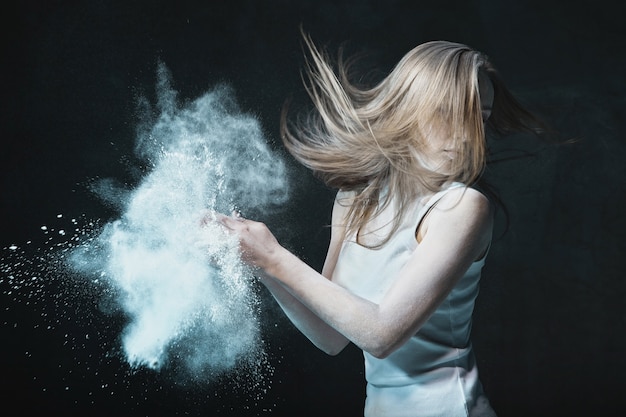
[423,187,493,249]
[434,186,492,218]
[323,190,353,279]
[332,190,355,223]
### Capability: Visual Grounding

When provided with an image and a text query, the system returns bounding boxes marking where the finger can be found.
[201,212,221,227]
[231,210,245,221]
[201,210,224,225]
[217,214,244,230]
[213,212,228,222]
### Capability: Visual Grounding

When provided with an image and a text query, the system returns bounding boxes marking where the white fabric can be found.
[332,183,495,417]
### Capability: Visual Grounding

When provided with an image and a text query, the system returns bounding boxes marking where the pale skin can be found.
[216,73,496,360]
[218,187,492,359]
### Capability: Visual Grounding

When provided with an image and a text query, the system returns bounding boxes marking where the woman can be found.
[217,34,542,416]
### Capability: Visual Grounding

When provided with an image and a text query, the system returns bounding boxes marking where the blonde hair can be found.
[281,32,543,247]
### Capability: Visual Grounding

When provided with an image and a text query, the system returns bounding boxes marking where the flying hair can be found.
[281,30,545,248]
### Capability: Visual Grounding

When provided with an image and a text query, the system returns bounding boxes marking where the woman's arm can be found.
[221,187,492,359]
[252,195,351,355]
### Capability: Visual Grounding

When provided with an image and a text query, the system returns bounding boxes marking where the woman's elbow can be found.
[324,346,344,356]
[368,346,394,359]
[364,335,401,359]
[314,338,350,356]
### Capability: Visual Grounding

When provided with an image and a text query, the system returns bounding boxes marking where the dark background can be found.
[1,0,625,416]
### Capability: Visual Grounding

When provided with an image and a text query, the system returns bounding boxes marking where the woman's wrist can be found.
[263,244,290,279]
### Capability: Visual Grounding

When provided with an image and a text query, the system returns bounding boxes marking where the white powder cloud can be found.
[68,62,289,380]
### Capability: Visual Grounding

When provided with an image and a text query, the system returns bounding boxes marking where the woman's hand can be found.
[214,212,282,271]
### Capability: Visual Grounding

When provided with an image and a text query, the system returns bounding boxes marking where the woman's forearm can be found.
[263,190,493,359]
[264,246,387,356]
[259,272,350,355]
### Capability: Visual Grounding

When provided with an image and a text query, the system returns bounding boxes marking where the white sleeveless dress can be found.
[332,183,496,417]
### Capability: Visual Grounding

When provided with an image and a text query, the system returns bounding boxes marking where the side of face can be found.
[421,68,495,174]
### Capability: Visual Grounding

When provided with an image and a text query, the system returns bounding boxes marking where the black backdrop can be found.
[1,1,625,416]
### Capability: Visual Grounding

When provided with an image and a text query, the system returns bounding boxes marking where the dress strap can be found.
[414,182,466,238]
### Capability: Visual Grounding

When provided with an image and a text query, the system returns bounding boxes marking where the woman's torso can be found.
[332,183,487,417]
